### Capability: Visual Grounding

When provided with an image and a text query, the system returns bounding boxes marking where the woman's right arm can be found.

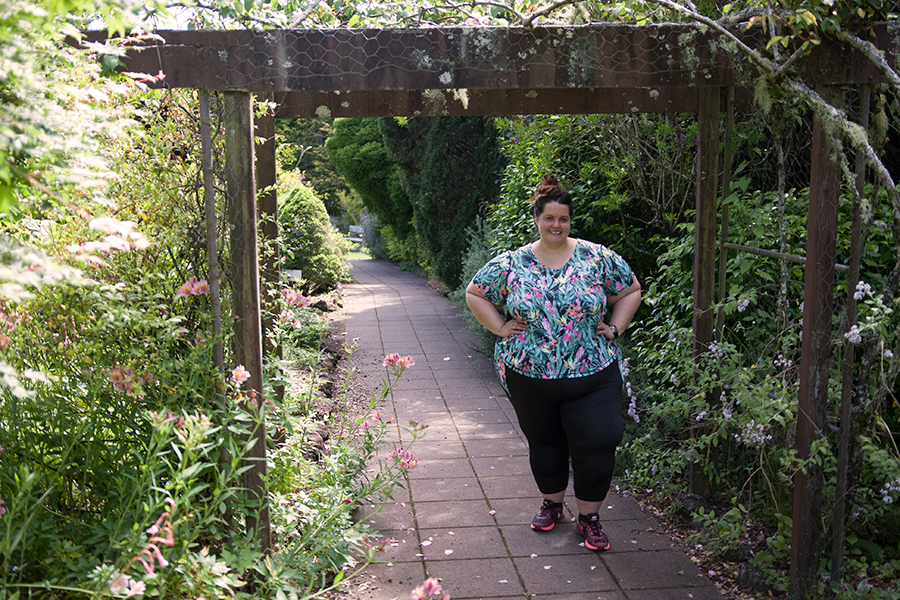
[465,282,526,338]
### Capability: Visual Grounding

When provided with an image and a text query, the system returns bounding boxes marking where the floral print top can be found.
[471,239,636,387]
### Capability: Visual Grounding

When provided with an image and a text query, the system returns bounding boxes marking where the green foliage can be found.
[622,182,900,586]
[448,217,501,356]
[278,183,351,293]
[276,118,351,216]
[326,118,415,239]
[0,0,169,213]
[379,116,505,289]
[489,114,700,278]
[359,211,390,261]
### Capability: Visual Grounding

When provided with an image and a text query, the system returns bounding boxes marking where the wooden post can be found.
[715,87,735,338]
[255,93,283,403]
[689,86,721,498]
[224,91,272,553]
[831,84,871,580]
[790,85,844,599]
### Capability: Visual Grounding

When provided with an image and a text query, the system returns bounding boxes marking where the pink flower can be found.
[383,353,401,367]
[231,365,250,384]
[411,578,447,600]
[176,281,193,298]
[109,574,145,596]
[396,356,416,368]
[192,279,209,295]
[282,288,309,307]
[0,499,6,518]
[176,276,210,298]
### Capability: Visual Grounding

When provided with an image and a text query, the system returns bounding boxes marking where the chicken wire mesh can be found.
[119,23,880,94]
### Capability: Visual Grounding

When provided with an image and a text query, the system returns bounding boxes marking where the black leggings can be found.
[505,364,623,502]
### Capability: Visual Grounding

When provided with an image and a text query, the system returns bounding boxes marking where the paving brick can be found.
[514,552,618,594]
[452,409,516,425]
[425,557,526,599]
[600,550,718,590]
[500,523,587,557]
[405,440,468,460]
[413,499,496,528]
[418,526,509,560]
[358,500,417,533]
[601,519,680,552]
[479,474,541,499]
[471,455,532,478]
[407,475,485,501]
[464,438,529,458]
[354,560,428,600]
[407,457,476,480]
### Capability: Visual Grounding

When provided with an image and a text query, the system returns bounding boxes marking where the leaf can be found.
[766,36,784,50]
[348,14,360,27]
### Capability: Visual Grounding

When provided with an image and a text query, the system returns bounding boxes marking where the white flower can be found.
[737,299,750,313]
[854,280,871,301]
[844,325,862,344]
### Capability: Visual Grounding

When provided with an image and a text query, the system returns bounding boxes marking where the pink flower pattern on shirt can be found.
[472,239,635,389]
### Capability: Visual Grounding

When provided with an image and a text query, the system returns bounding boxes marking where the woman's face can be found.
[534,201,571,244]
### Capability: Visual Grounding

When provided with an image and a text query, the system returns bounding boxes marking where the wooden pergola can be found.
[97,22,899,597]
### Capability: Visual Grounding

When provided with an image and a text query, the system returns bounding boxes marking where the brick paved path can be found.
[339,258,726,600]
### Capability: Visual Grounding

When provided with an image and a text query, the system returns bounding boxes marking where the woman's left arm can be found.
[599,279,642,341]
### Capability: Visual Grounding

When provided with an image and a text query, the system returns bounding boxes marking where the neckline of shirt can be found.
[528,238,580,271]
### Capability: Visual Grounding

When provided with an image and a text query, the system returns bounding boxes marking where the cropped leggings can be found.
[505,364,624,502]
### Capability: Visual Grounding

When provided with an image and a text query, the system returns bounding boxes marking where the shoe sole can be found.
[582,540,610,551]
[531,522,557,531]
[577,525,610,551]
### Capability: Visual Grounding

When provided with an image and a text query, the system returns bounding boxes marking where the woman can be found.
[466,175,641,551]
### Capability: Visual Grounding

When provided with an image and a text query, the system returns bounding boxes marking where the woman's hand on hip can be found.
[498,318,527,338]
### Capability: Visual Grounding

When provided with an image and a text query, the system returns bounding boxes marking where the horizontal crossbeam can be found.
[82,23,893,96]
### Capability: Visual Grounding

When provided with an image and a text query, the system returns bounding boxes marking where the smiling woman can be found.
[465,175,641,552]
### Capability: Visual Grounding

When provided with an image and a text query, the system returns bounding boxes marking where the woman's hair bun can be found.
[531,175,572,216]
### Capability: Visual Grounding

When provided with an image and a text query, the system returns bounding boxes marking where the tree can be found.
[325,118,414,238]
[379,116,505,289]
[276,118,351,216]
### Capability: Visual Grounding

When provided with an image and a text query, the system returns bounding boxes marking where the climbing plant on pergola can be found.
[90,21,899,598]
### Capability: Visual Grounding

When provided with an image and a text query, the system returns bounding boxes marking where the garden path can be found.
[338,257,726,600]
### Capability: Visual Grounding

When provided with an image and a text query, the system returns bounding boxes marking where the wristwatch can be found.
[609,325,619,339]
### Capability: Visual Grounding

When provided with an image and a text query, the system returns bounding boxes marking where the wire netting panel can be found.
[122,24,785,92]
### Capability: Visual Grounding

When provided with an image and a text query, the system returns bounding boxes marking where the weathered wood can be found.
[791,84,844,600]
[224,91,272,554]
[80,23,895,94]
[688,86,721,498]
[272,86,755,118]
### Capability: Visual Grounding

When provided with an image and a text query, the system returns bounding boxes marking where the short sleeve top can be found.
[471,239,635,385]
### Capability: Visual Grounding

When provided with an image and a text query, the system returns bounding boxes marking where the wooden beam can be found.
[79,22,896,93]
[272,86,756,118]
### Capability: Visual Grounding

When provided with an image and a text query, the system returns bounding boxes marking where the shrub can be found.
[359,211,389,260]
[449,217,500,356]
[279,184,351,293]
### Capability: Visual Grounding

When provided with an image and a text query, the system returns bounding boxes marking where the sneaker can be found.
[577,513,610,551]
[530,499,564,531]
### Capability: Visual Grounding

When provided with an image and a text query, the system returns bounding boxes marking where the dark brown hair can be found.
[530,175,573,218]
